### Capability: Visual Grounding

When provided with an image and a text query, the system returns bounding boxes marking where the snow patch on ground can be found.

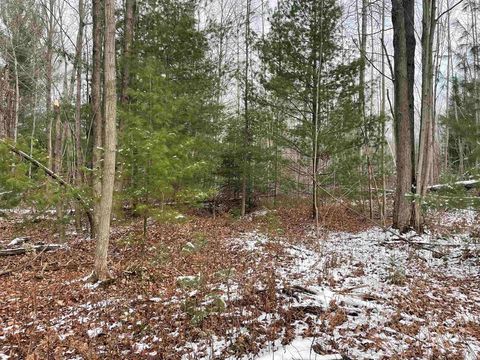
[255,338,343,360]
[429,208,478,227]
[87,327,104,338]
[1,210,477,359]
[230,221,480,359]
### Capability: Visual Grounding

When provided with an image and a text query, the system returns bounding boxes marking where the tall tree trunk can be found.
[0,67,7,139]
[91,0,103,238]
[10,42,19,144]
[312,0,325,229]
[470,0,480,163]
[406,0,416,188]
[391,0,415,232]
[74,0,85,180]
[380,0,387,225]
[414,0,436,231]
[1,66,14,140]
[29,57,38,178]
[53,101,65,241]
[74,0,85,230]
[452,68,464,177]
[120,0,135,106]
[93,0,117,282]
[444,0,451,171]
[359,0,373,219]
[241,0,251,217]
[46,0,55,169]
[116,0,136,203]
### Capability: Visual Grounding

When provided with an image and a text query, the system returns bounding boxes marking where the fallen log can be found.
[428,179,479,191]
[0,244,63,256]
[7,236,30,247]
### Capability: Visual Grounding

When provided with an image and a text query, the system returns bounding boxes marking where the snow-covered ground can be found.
[229,221,480,360]
[1,210,478,359]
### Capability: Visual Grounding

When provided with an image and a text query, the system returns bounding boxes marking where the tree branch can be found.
[1,140,93,234]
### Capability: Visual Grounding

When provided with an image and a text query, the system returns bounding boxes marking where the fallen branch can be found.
[379,237,447,257]
[0,244,64,256]
[0,243,62,277]
[428,179,479,192]
[315,184,458,258]
[1,140,94,235]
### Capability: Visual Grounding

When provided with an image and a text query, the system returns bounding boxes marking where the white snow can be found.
[256,338,343,360]
[7,237,29,247]
[226,216,480,359]
[1,210,478,359]
[87,327,104,338]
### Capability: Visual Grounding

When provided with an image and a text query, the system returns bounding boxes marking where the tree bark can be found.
[241,0,251,217]
[91,0,103,238]
[45,0,55,169]
[414,0,436,231]
[120,0,135,106]
[53,102,66,240]
[380,0,387,225]
[405,0,416,187]
[391,0,415,232]
[444,0,452,171]
[93,0,117,282]
[74,0,85,185]
[0,67,7,139]
[73,0,85,231]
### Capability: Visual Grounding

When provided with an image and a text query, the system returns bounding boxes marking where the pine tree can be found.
[119,0,221,224]
[259,0,360,220]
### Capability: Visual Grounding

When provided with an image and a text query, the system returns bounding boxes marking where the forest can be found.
[0,0,479,358]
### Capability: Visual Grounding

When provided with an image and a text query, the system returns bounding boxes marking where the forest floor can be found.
[0,202,479,360]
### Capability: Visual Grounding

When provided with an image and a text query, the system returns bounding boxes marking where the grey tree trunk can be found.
[74,0,85,185]
[0,67,7,139]
[444,0,452,171]
[241,0,251,217]
[470,1,480,163]
[381,0,387,225]
[45,0,55,169]
[391,0,415,232]
[91,0,103,238]
[53,102,65,241]
[120,0,135,106]
[414,0,436,231]
[358,0,373,220]
[93,0,117,282]
[29,57,38,178]
[73,0,85,230]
